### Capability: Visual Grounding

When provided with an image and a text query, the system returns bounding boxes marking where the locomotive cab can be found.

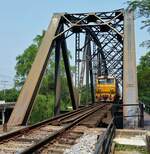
[95,76,118,102]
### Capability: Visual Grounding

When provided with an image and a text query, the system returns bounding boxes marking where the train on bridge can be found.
[95,76,120,102]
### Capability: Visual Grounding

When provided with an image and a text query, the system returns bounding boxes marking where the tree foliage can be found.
[29,94,54,124]
[15,44,38,87]
[128,0,150,48]
[15,31,45,88]
[137,51,150,106]
[0,88,19,102]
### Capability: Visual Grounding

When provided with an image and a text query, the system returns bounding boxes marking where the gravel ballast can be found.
[64,133,100,154]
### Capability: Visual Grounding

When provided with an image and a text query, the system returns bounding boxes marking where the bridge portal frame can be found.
[7,9,138,128]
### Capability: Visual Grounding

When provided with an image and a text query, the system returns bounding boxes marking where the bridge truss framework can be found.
[8,9,138,128]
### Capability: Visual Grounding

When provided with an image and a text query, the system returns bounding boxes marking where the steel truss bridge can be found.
[8,9,138,128]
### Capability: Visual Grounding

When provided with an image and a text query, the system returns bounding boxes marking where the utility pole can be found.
[0,80,8,101]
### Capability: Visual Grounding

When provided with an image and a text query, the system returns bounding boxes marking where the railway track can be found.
[0,103,112,154]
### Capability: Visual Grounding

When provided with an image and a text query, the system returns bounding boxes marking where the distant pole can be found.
[0,80,8,101]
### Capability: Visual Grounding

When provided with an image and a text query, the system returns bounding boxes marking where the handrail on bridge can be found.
[94,117,116,154]
[94,102,148,153]
[111,103,145,128]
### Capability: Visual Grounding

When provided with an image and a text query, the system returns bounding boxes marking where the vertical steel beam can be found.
[92,43,97,84]
[61,34,78,110]
[97,52,102,76]
[79,35,88,88]
[54,39,61,116]
[85,35,95,104]
[88,41,95,103]
[86,41,90,104]
[83,27,108,76]
[8,14,62,126]
[123,10,138,128]
[79,35,88,105]
[75,33,80,88]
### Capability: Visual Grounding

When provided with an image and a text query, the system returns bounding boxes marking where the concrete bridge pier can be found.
[123,10,139,128]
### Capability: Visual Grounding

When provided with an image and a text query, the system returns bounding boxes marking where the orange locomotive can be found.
[95,76,119,102]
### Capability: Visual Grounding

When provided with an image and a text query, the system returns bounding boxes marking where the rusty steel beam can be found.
[8,14,63,126]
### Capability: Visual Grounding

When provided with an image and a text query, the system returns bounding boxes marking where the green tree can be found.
[128,0,150,48]
[29,94,54,124]
[15,31,45,88]
[0,88,19,102]
[15,44,38,87]
[137,51,150,107]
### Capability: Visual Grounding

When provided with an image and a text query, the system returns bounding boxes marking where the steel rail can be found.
[52,106,95,123]
[50,103,102,125]
[20,104,106,154]
[0,103,100,141]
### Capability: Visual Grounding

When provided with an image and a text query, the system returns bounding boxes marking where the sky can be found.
[0,0,149,89]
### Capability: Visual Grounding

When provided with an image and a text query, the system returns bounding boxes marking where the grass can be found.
[115,143,148,154]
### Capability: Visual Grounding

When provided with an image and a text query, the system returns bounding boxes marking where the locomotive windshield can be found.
[98,78,114,84]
